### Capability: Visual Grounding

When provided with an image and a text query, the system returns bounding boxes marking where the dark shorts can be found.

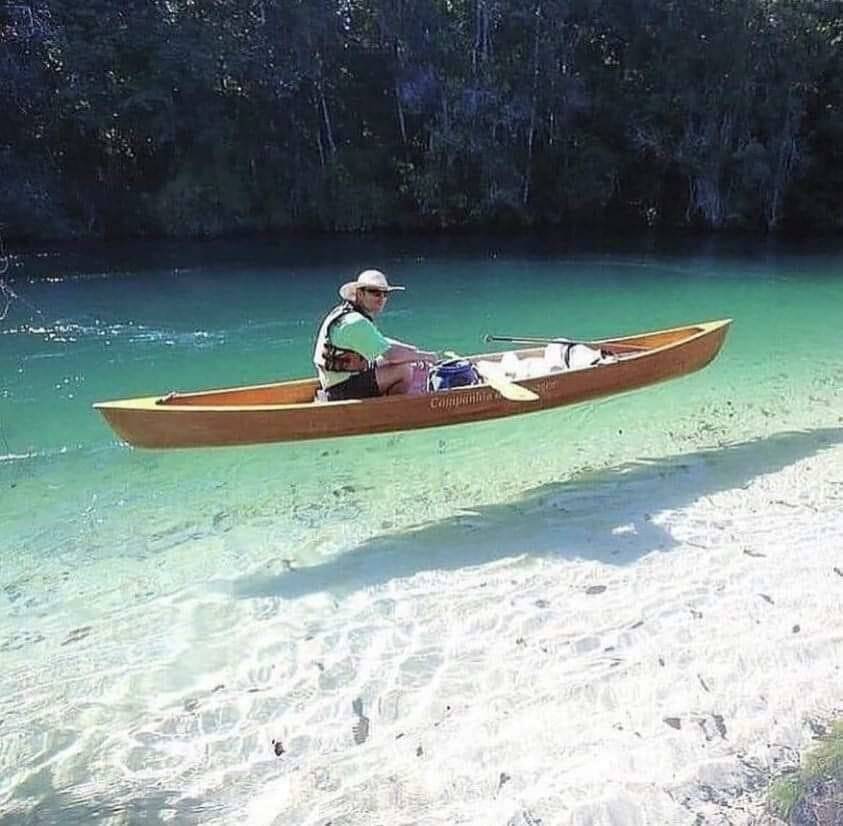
[324,368,380,401]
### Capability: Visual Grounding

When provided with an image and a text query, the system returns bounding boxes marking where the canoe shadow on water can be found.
[234,426,843,601]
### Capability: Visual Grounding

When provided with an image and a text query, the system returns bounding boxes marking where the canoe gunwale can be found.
[93,319,732,448]
[94,319,731,415]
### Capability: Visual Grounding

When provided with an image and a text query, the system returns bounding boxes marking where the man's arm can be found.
[333,317,436,364]
[381,338,438,364]
[331,315,391,361]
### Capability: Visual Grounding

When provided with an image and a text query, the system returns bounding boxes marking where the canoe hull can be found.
[95,320,731,449]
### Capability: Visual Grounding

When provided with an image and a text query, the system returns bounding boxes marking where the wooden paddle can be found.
[443,351,539,403]
[484,333,647,354]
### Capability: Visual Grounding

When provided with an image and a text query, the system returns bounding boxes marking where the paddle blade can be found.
[474,364,540,403]
[442,350,539,402]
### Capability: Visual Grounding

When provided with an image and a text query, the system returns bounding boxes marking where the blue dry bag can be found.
[427,358,482,392]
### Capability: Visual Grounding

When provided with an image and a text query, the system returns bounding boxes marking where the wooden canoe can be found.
[94,319,731,449]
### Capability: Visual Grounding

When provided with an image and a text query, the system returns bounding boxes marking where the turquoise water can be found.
[1,236,842,824]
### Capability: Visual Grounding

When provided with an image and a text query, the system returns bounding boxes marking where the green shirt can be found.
[333,312,390,360]
[319,311,390,388]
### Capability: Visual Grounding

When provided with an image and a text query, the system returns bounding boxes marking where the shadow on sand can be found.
[233,427,843,600]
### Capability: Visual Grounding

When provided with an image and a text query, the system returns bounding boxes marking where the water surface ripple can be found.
[1,238,842,825]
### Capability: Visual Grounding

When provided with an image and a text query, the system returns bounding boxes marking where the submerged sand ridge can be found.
[2,434,842,824]
[238,434,842,824]
[266,446,843,824]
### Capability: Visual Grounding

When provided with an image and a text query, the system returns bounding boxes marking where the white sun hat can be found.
[339,269,405,301]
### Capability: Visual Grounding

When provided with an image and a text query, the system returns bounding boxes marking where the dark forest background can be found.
[2,0,842,241]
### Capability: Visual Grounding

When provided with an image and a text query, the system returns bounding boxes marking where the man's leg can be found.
[375,363,415,395]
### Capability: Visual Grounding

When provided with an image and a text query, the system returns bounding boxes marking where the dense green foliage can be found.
[2,0,842,240]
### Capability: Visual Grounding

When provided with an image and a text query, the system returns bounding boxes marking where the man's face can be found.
[356,287,389,315]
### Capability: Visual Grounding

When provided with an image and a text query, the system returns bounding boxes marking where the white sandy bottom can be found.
[2,441,843,826]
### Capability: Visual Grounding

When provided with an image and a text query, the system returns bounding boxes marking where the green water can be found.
[2,235,841,608]
[0,235,841,823]
[3,237,841,545]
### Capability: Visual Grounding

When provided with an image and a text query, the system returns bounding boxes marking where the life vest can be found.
[313,302,373,374]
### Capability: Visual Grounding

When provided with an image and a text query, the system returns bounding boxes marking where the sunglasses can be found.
[361,288,389,298]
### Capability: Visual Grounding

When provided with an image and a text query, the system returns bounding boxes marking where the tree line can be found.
[2,0,842,241]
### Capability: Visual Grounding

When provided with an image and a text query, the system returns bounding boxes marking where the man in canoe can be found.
[314,269,438,400]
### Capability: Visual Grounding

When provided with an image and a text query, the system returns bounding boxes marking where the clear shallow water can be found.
[0,236,842,824]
